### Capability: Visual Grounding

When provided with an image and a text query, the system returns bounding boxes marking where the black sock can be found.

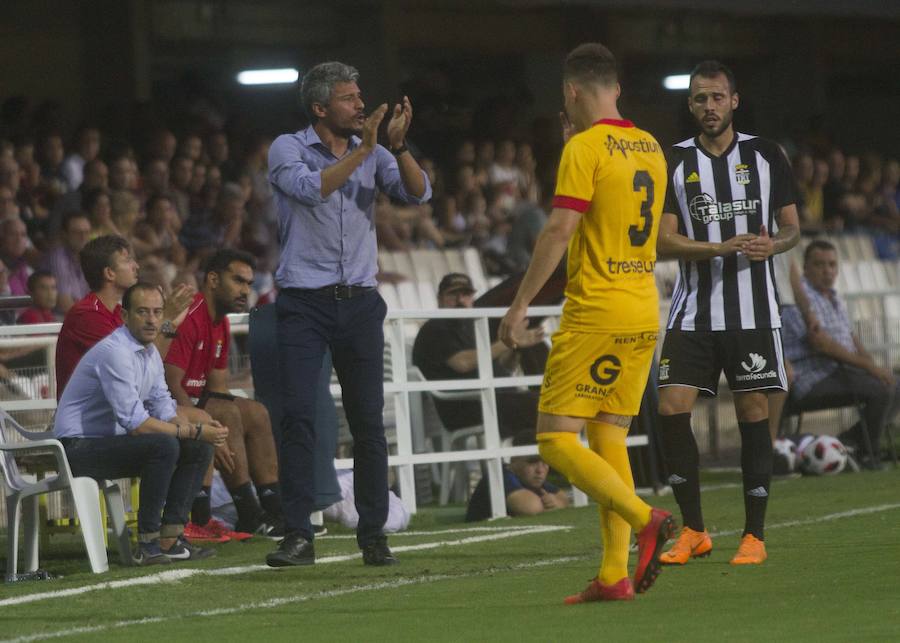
[659,413,705,532]
[229,482,263,528]
[256,482,282,518]
[191,486,212,526]
[739,419,773,540]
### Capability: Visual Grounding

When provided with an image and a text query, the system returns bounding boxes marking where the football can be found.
[773,438,798,474]
[800,435,848,475]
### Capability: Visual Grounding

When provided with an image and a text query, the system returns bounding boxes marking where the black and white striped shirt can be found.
[663,133,797,331]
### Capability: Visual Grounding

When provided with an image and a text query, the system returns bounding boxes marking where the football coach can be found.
[265,61,431,567]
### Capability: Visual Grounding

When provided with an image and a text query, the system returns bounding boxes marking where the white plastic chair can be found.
[462,247,489,294]
[378,282,400,311]
[0,410,132,579]
[396,281,422,310]
[378,249,397,273]
[409,249,440,287]
[407,367,484,505]
[416,281,439,311]
[391,251,416,281]
[443,249,468,275]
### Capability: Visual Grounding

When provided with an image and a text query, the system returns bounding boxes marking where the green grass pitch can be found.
[1,467,898,642]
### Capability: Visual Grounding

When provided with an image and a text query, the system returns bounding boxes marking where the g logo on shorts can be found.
[590,355,622,385]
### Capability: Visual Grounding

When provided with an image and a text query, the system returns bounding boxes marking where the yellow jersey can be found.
[552,119,667,332]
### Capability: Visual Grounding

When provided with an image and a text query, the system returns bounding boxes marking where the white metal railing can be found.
[0,306,645,520]
[3,288,897,520]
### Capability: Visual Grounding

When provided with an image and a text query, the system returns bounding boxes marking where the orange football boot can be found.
[730,534,767,565]
[660,526,713,565]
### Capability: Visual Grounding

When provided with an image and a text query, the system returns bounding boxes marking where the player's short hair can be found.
[563,43,618,87]
[80,234,130,291]
[26,269,54,293]
[300,61,360,122]
[690,60,737,94]
[122,282,163,311]
[203,248,256,281]
[803,239,837,264]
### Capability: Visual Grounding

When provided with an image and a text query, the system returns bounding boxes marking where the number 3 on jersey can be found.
[629,170,654,247]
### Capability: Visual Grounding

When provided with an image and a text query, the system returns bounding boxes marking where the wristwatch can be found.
[160,320,178,338]
[390,143,409,156]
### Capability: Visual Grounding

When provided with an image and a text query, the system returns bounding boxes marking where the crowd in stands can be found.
[0,93,897,322]
[792,147,900,256]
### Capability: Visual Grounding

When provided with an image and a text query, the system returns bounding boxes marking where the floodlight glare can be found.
[663,74,691,91]
[236,68,299,86]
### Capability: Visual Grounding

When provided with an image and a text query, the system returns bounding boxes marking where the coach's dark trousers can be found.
[276,287,388,547]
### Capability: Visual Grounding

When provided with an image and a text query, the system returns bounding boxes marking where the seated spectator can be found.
[488,139,521,208]
[412,273,544,439]
[465,431,570,522]
[48,158,108,241]
[0,217,33,296]
[110,190,152,257]
[38,132,68,201]
[0,261,15,325]
[135,194,187,268]
[782,240,899,468]
[17,270,58,324]
[61,125,101,192]
[795,152,825,231]
[434,194,468,246]
[516,142,540,204]
[141,157,170,201]
[0,185,19,220]
[37,210,90,312]
[164,249,284,539]
[83,188,115,237]
[169,155,194,221]
[506,198,547,273]
[53,282,226,565]
[108,152,138,194]
[55,234,194,397]
[883,158,900,216]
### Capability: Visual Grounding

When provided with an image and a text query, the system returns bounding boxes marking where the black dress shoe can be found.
[361,540,398,566]
[266,534,315,567]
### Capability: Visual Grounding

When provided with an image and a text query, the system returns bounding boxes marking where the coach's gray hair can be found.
[300,61,360,121]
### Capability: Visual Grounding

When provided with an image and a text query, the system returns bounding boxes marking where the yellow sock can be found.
[537,431,651,530]
[587,422,635,585]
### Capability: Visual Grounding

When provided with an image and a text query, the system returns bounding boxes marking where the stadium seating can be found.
[408,367,484,505]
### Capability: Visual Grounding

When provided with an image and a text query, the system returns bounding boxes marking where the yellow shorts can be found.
[538,328,658,419]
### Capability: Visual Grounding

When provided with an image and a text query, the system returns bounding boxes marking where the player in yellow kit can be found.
[499,43,674,603]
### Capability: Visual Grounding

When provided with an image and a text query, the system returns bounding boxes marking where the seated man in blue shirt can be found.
[466,432,570,522]
[782,239,899,468]
[54,282,230,565]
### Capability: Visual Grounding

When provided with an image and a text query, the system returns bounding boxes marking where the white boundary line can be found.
[0,525,571,608]
[0,503,900,643]
[3,502,900,642]
[317,524,551,540]
[0,556,583,643]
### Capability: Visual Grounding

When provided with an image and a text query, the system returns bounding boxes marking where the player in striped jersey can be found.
[656,61,800,566]
[500,43,674,603]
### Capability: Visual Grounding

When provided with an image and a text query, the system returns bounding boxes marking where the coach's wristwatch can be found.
[160,320,178,338]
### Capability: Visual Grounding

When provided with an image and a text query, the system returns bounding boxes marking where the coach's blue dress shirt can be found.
[268,125,431,289]
[54,326,178,438]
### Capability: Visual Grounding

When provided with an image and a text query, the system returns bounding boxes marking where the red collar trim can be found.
[593,118,634,128]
